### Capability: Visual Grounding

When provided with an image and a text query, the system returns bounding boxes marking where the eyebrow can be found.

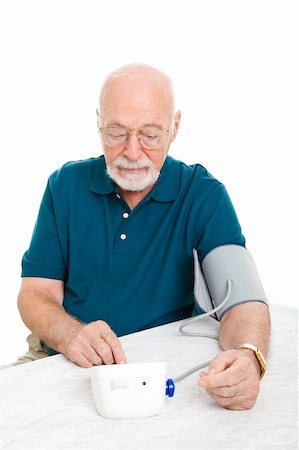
[105,121,125,128]
[105,121,164,129]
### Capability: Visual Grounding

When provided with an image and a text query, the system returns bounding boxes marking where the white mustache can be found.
[113,156,153,170]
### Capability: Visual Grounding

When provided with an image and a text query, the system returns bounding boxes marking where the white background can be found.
[0,0,298,365]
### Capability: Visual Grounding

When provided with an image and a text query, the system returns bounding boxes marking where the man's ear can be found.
[171,110,181,142]
[96,108,100,127]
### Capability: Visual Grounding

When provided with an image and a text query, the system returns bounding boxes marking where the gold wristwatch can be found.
[238,343,267,380]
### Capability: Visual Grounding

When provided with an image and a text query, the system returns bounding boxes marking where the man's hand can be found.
[61,320,127,368]
[198,349,260,410]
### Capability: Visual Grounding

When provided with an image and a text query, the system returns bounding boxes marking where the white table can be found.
[0,304,298,450]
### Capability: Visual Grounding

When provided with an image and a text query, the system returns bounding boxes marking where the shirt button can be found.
[120,233,127,240]
[123,212,129,219]
[116,193,121,199]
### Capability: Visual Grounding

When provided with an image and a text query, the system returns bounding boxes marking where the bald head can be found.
[99,63,175,119]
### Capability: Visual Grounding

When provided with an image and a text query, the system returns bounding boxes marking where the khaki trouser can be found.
[0,334,49,369]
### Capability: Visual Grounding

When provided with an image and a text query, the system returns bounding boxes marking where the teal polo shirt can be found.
[22,155,245,350]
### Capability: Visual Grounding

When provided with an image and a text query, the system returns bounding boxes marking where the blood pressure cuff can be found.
[193,245,268,320]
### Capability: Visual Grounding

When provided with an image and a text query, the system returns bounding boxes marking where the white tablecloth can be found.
[0,303,298,450]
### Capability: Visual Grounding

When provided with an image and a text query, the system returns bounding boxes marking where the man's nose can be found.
[122,133,144,161]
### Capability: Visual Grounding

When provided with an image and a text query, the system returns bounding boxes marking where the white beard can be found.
[106,155,160,192]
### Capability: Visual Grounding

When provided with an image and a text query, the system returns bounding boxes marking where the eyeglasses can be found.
[98,124,170,150]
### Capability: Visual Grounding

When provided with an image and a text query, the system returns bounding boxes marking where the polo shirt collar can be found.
[89,156,116,195]
[150,156,180,202]
[89,155,180,202]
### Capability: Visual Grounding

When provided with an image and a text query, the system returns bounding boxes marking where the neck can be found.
[119,186,153,210]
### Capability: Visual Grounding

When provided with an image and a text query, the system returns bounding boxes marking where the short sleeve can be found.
[21,178,66,280]
[195,183,246,261]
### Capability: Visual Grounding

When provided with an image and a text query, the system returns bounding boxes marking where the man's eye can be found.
[140,127,162,139]
[109,133,126,138]
[140,131,159,140]
[145,134,158,139]
[107,131,127,141]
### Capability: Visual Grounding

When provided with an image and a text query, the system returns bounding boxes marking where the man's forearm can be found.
[18,281,127,367]
[219,301,271,357]
[18,287,83,354]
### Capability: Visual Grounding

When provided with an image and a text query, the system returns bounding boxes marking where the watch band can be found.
[238,343,267,380]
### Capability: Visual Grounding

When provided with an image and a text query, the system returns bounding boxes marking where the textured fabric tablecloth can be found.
[0,303,298,450]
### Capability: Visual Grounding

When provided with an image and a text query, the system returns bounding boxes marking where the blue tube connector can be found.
[165,378,175,397]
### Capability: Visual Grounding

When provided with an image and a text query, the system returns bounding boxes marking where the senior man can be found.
[17,63,270,410]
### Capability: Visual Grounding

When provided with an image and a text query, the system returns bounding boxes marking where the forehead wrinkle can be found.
[102,82,170,112]
[99,63,175,117]
[105,120,166,130]
[100,94,171,129]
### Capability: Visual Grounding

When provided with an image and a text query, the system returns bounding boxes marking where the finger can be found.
[199,359,247,389]
[99,323,127,364]
[79,322,116,365]
[206,390,236,409]
[199,371,208,378]
[68,350,94,368]
[82,343,105,365]
[206,388,258,411]
[66,333,104,366]
[205,379,247,398]
[208,351,237,375]
[208,379,259,400]
[90,338,115,365]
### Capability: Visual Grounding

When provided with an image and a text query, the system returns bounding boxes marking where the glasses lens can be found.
[102,126,128,147]
[138,126,165,148]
